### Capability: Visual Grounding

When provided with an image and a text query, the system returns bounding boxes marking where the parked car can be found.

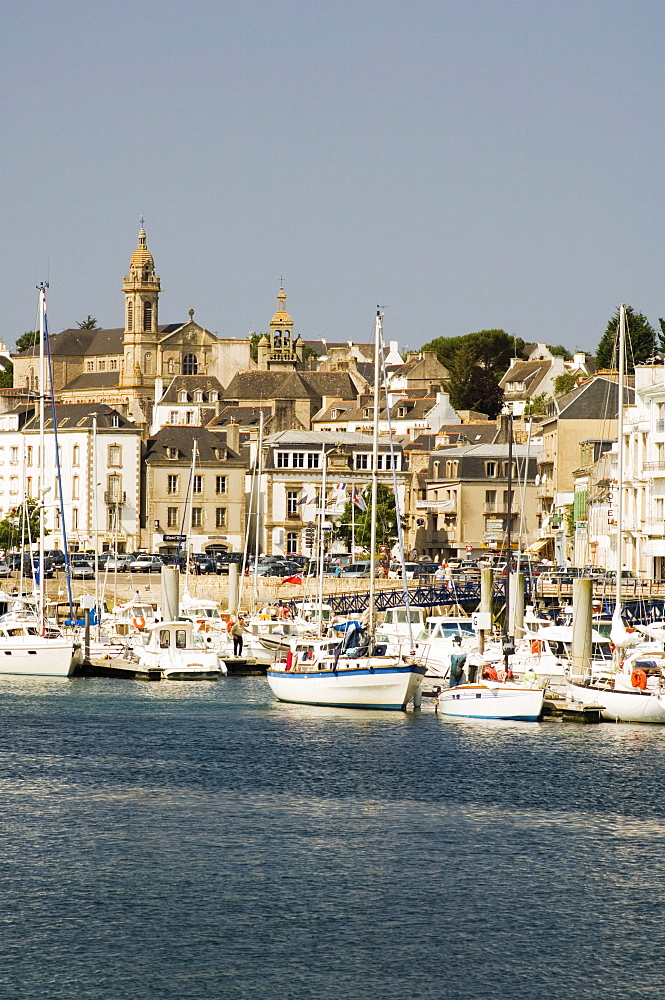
[44,549,66,567]
[413,562,440,578]
[129,555,164,573]
[71,560,95,579]
[214,552,245,574]
[458,560,478,573]
[105,555,131,572]
[388,562,420,580]
[340,561,378,578]
[0,561,12,578]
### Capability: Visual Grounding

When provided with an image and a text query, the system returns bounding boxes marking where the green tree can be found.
[14,330,39,353]
[553,371,583,397]
[658,318,665,354]
[0,500,46,552]
[335,482,406,554]
[77,315,99,329]
[596,306,656,372]
[546,344,573,360]
[524,392,549,415]
[442,344,504,417]
[421,329,526,379]
[0,363,13,389]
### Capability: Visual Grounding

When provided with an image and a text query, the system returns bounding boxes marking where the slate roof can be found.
[60,371,121,391]
[222,370,358,403]
[22,403,134,431]
[500,360,552,396]
[548,377,634,420]
[209,405,272,428]
[15,323,186,359]
[158,375,224,404]
[144,426,242,464]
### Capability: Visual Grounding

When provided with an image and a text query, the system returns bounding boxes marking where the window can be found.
[215,507,227,528]
[26,447,33,467]
[9,476,18,495]
[159,630,170,649]
[307,453,320,469]
[194,391,204,403]
[397,406,407,417]
[186,411,194,425]
[182,354,198,375]
[485,462,497,477]
[178,390,188,403]
[107,474,121,501]
[110,359,118,370]
[127,302,133,331]
[143,300,152,331]
[167,447,178,460]
[277,452,288,468]
[167,506,179,527]
[287,491,299,516]
[355,453,369,470]
[98,360,106,371]
[87,361,94,372]
[216,475,227,494]
[175,630,187,650]
[170,411,179,424]
[485,490,497,509]
[110,414,120,427]
[72,476,79,500]
[167,475,179,494]
[9,446,18,464]
[54,509,60,529]
[445,461,458,477]
[72,507,79,530]
[287,531,298,554]
[193,475,203,494]
[292,452,304,468]
[502,462,517,477]
[107,507,118,532]
[26,477,33,498]
[191,507,202,527]
[108,445,121,467]
[377,454,397,470]
[363,407,374,419]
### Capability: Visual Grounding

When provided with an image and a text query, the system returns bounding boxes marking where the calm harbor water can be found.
[0,677,662,1000]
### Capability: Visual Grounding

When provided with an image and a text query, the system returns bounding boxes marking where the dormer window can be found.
[397,406,407,417]
[194,391,204,403]
[363,407,374,419]
[110,414,120,428]
[167,447,178,460]
[178,390,188,403]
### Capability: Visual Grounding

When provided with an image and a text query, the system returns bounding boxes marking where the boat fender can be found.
[631,669,647,690]
[133,616,146,630]
[531,639,542,655]
[285,651,293,671]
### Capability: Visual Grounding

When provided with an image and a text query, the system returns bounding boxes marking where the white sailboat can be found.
[0,285,79,678]
[566,304,665,722]
[267,310,426,710]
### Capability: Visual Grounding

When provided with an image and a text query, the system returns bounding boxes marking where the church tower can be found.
[121,225,161,385]
[258,287,302,370]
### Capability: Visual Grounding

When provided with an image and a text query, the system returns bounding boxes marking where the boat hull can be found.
[0,638,78,678]
[567,681,665,724]
[266,662,426,710]
[436,683,544,721]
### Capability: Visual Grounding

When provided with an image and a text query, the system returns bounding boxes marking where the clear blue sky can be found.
[2,0,664,354]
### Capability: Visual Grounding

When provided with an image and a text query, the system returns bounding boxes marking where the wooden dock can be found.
[542,697,603,723]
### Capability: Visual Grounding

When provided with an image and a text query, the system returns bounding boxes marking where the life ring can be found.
[530,639,542,655]
[631,669,647,690]
[133,616,146,630]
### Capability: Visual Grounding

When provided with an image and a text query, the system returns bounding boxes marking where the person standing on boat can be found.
[231,617,244,657]
[449,636,467,688]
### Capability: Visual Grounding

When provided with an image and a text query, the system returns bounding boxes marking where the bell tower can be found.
[121,224,161,385]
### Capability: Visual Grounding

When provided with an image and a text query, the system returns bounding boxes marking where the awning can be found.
[642,540,665,557]
[526,536,554,553]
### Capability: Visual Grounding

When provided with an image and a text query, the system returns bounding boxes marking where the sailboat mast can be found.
[616,304,626,612]
[368,309,382,637]
[317,444,327,622]
[38,284,47,627]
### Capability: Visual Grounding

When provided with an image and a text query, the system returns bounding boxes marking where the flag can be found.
[296,495,307,506]
[352,488,367,512]
[280,574,303,586]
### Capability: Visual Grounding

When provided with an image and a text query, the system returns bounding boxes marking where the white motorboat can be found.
[435,681,544,721]
[131,621,226,680]
[267,637,427,710]
[567,647,665,723]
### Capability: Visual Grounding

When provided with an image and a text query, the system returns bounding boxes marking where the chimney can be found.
[226,420,240,454]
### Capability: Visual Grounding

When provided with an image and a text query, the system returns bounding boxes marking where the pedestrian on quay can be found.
[449,636,467,688]
[231,616,245,657]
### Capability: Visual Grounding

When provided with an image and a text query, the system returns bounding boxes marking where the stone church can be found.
[13,227,254,425]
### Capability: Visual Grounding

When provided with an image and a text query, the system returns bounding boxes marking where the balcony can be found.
[538,450,556,466]
[536,483,554,499]
[483,503,521,515]
[643,462,665,475]
[104,491,126,504]
[416,500,457,512]
[645,519,665,535]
